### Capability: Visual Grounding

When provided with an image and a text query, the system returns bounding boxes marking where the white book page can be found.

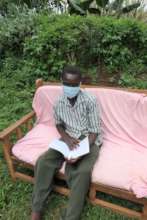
[49,136,89,159]
[69,137,89,159]
[49,139,70,158]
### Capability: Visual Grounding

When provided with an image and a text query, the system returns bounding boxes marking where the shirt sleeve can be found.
[87,97,101,134]
[53,104,62,125]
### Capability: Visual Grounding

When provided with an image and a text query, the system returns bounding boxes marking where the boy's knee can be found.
[35,154,47,169]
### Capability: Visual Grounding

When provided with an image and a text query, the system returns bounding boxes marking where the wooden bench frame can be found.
[0,79,147,220]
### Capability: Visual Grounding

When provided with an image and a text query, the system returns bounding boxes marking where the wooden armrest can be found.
[0,111,35,141]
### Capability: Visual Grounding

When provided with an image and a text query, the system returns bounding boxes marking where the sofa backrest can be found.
[33,85,62,126]
[33,85,147,150]
[85,88,147,150]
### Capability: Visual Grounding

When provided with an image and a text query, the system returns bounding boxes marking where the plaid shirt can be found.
[53,90,102,146]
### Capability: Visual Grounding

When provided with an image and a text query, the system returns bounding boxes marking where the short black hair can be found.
[62,65,81,79]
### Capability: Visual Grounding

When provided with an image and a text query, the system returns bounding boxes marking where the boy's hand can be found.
[63,135,79,150]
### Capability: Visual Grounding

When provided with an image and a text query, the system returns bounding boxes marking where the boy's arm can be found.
[53,104,77,149]
[56,124,80,164]
[87,98,102,146]
[56,124,79,150]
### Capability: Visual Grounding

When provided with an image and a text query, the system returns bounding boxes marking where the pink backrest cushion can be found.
[32,85,62,126]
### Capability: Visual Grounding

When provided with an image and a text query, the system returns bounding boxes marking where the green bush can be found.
[23,15,147,81]
[0,6,37,60]
[0,13,147,87]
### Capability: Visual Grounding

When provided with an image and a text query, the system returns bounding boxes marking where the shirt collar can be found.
[61,90,83,106]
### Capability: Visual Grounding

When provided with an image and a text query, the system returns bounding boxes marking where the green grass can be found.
[0,75,140,220]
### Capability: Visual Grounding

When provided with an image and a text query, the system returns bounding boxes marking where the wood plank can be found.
[0,111,35,140]
[90,198,141,219]
[93,183,147,204]
[15,172,34,183]
[53,185,70,196]
[26,120,33,131]
[36,78,43,89]
[12,156,34,170]
[142,204,147,220]
[16,127,23,139]
[3,138,16,180]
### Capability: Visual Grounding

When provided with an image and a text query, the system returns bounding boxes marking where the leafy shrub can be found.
[0,5,37,59]
[23,15,147,81]
[1,13,147,86]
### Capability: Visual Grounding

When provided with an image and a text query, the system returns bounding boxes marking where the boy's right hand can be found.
[63,135,79,150]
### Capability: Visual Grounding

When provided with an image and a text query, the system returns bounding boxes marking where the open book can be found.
[49,136,89,160]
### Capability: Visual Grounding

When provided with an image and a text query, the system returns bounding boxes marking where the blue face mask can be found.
[63,85,80,99]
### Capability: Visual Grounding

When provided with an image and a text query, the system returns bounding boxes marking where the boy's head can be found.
[61,66,82,98]
[61,66,81,86]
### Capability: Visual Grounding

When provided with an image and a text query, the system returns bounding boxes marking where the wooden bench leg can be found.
[89,184,96,201]
[142,203,147,220]
[3,138,16,181]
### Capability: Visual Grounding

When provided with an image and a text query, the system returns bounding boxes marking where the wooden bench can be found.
[0,79,147,220]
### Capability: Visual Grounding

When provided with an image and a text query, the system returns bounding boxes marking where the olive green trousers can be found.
[32,144,99,220]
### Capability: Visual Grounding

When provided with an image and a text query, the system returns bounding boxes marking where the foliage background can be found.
[0,10,147,87]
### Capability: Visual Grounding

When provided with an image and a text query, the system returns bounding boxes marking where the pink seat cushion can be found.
[92,140,147,198]
[12,124,60,165]
[12,86,147,198]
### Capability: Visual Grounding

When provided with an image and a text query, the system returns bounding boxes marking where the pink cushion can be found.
[32,85,62,126]
[12,124,60,165]
[92,141,147,198]
[12,86,147,198]
[85,88,147,149]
